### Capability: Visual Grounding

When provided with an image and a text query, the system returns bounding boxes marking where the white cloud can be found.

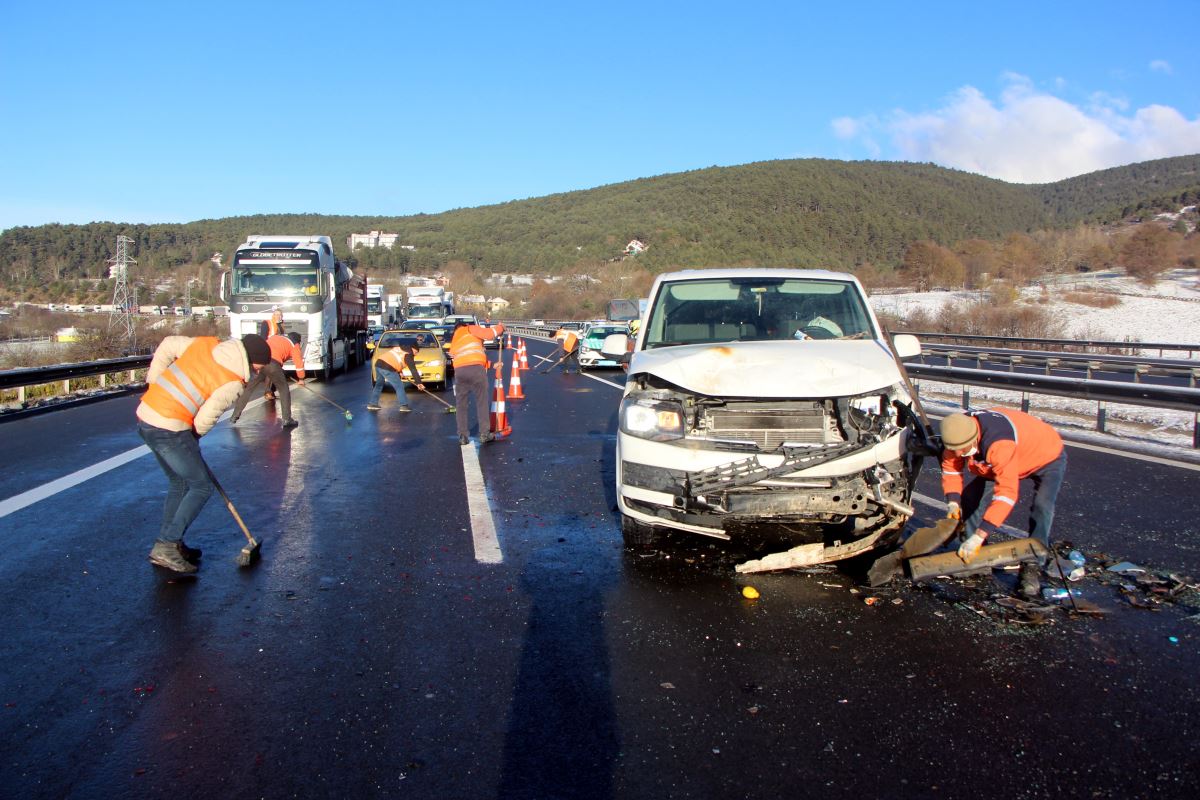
[1150,59,1173,75]
[834,75,1200,183]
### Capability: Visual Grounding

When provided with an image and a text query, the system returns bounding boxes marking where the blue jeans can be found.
[138,422,214,544]
[371,367,408,406]
[962,450,1068,548]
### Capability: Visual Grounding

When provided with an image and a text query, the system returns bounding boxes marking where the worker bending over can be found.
[231,332,304,429]
[450,319,504,444]
[137,334,272,574]
[552,327,580,373]
[370,338,423,413]
[940,408,1067,599]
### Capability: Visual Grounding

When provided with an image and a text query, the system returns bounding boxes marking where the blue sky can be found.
[1,0,1197,233]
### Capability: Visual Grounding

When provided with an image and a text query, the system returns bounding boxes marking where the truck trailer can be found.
[221,235,368,381]
[405,285,454,323]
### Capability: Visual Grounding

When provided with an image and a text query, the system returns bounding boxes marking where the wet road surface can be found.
[1,339,1198,799]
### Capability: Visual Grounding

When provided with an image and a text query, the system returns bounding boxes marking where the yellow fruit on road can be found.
[742,586,760,600]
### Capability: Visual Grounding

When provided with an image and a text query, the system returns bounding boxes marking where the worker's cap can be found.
[287,332,302,345]
[940,413,980,450]
[241,333,271,366]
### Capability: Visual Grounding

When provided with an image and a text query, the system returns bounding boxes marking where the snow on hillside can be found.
[869,269,1200,456]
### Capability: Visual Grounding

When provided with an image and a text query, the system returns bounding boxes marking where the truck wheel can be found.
[621,514,663,549]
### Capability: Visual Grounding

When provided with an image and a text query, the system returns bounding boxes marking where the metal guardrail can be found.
[905,363,1200,447]
[902,331,1200,358]
[0,356,151,404]
[918,344,1200,384]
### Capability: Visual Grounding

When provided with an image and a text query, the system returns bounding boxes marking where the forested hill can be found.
[3,155,1199,283]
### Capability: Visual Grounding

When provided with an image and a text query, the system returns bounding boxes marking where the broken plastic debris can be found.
[863,597,880,606]
[742,586,760,600]
[1106,561,1145,574]
[660,682,675,690]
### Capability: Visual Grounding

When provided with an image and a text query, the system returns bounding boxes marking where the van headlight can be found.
[621,396,685,442]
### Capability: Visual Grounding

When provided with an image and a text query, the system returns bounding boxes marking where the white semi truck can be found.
[366,283,390,327]
[221,235,368,381]
[405,285,454,323]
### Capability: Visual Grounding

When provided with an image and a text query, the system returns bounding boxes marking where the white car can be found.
[606,268,927,566]
[578,323,630,368]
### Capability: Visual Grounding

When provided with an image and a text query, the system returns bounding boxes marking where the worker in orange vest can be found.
[449,319,504,444]
[552,327,580,373]
[136,333,272,574]
[231,332,305,428]
[940,408,1067,599]
[369,336,424,413]
[265,307,285,338]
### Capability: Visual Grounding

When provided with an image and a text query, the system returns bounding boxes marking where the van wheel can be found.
[621,515,663,548]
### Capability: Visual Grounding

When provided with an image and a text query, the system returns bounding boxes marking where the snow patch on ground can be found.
[869,269,1200,459]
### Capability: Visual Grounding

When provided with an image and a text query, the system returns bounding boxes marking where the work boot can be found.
[148,541,199,574]
[179,541,202,562]
[458,434,470,445]
[230,415,239,424]
[264,392,276,401]
[397,406,412,413]
[480,432,495,443]
[367,404,381,411]
[1017,562,1041,600]
[282,419,298,429]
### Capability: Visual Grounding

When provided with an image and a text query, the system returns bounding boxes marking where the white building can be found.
[625,239,648,256]
[348,231,407,250]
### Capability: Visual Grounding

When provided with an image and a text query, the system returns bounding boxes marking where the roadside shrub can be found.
[1063,291,1121,308]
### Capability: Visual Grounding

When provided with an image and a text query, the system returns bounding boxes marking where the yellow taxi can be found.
[370,329,450,390]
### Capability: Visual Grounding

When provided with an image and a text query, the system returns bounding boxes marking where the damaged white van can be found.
[603,269,930,568]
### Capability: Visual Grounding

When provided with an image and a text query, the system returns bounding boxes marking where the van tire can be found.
[621,514,663,548]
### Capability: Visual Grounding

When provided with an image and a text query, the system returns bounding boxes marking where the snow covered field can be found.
[869,269,1200,456]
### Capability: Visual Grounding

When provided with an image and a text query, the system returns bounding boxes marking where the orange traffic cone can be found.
[506,355,525,400]
[518,338,530,371]
[490,360,511,438]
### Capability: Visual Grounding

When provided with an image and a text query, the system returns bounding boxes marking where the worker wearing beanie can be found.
[136,334,271,573]
[231,332,305,428]
[449,319,504,444]
[940,408,1067,598]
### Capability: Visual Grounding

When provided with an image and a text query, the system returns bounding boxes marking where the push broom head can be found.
[235,537,261,567]
[344,410,353,421]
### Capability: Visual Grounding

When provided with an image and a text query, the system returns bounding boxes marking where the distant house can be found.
[348,231,408,250]
[487,297,511,314]
[624,239,648,256]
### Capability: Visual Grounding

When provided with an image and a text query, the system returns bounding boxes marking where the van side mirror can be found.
[601,333,630,362]
[892,333,921,359]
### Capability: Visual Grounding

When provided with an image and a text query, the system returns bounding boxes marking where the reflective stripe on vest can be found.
[379,348,413,378]
[450,328,487,368]
[141,337,243,426]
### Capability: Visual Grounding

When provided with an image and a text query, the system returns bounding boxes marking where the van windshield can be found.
[643,277,875,349]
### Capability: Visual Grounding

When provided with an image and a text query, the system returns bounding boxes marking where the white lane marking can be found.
[1061,438,1200,472]
[460,441,503,563]
[0,398,274,519]
[0,446,149,520]
[582,372,624,390]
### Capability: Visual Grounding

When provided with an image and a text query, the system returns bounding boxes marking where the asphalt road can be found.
[1,339,1198,799]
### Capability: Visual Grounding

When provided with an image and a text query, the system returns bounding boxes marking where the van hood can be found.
[628,339,901,398]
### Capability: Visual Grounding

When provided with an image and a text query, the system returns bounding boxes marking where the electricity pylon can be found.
[108,235,137,348]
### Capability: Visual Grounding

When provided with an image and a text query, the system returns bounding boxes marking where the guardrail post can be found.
[99,373,107,388]
[17,386,24,403]
[1021,392,1030,413]
[961,386,970,408]
[129,370,136,383]
[1195,413,1199,449]
[1097,401,1106,433]
[61,379,69,395]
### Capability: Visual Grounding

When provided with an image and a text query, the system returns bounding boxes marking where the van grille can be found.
[697,405,840,449]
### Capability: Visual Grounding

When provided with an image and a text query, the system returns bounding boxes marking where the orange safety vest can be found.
[141,337,244,426]
[378,347,415,378]
[556,330,578,351]
[267,314,284,337]
[267,334,305,378]
[450,326,489,369]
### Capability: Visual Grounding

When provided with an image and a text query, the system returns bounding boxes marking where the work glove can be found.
[946,501,961,520]
[957,532,986,564]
